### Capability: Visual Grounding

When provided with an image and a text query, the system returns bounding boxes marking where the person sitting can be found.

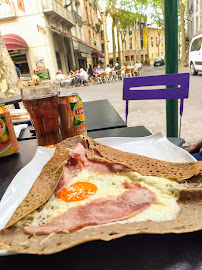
[135,60,142,69]
[78,68,88,86]
[56,70,72,87]
[114,63,121,72]
[15,65,21,79]
[96,65,104,75]
[186,138,202,161]
[105,64,112,74]
[70,66,77,74]
[121,63,126,76]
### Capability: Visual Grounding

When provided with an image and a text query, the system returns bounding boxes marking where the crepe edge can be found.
[3,145,71,229]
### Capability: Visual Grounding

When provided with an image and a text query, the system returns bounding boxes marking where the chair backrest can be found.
[101,72,106,78]
[117,70,122,75]
[123,73,190,137]
[109,71,113,76]
[125,68,131,74]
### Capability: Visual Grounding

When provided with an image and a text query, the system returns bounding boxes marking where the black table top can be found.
[1,130,202,269]
[84,100,127,131]
[88,126,152,138]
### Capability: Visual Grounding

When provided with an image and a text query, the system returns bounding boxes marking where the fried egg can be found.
[18,170,183,228]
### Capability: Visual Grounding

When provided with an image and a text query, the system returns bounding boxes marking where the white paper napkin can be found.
[14,124,28,138]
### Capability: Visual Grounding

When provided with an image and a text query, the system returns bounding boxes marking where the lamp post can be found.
[164,0,178,137]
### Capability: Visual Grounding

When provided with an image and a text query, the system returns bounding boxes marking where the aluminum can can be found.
[0,105,19,157]
[59,93,87,139]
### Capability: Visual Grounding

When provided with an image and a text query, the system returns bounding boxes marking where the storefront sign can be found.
[37,24,46,33]
[35,57,45,69]
[34,69,50,81]
[17,0,25,12]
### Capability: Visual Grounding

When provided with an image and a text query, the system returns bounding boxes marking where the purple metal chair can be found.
[123,73,190,137]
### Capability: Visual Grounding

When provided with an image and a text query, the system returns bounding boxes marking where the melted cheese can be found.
[17,170,183,227]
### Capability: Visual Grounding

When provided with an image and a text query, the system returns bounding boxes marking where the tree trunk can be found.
[95,0,110,69]
[157,30,161,57]
[112,16,116,66]
[116,22,121,66]
[146,26,149,65]
[101,12,109,68]
[0,32,19,98]
[179,1,186,66]
[121,32,125,64]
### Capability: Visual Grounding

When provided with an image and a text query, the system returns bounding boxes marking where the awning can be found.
[2,34,28,50]
[50,25,90,48]
[96,50,105,57]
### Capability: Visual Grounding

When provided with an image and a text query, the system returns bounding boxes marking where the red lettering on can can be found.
[0,123,3,129]
[75,107,84,115]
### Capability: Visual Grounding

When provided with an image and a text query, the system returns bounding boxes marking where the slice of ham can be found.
[55,143,130,194]
[25,182,155,235]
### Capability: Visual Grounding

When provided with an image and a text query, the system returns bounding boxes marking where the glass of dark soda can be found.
[21,84,61,147]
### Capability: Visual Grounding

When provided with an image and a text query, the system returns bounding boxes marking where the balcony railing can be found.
[0,1,16,21]
[73,39,91,53]
[42,0,74,26]
[72,10,82,26]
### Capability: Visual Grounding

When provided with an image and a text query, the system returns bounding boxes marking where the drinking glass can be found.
[21,84,61,147]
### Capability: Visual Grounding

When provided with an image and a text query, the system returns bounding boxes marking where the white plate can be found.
[0,132,196,255]
[96,132,196,163]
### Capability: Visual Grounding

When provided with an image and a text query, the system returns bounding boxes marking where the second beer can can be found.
[59,93,87,139]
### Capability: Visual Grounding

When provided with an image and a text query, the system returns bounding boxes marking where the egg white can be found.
[17,170,183,227]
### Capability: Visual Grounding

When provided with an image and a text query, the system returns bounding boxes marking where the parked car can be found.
[154,57,165,67]
[189,33,202,75]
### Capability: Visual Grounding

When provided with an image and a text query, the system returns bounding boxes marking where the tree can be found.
[110,0,117,66]
[135,0,188,65]
[116,10,138,63]
[0,32,19,98]
[178,0,187,66]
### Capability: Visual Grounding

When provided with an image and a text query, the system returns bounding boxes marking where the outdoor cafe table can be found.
[0,129,202,269]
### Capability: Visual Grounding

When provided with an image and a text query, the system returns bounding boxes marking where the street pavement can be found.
[64,65,202,146]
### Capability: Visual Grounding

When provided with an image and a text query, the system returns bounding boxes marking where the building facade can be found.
[147,25,165,65]
[0,0,102,80]
[107,16,165,66]
[187,0,202,39]
[80,0,103,67]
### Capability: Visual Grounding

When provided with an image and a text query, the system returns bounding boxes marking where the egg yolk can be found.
[58,181,97,202]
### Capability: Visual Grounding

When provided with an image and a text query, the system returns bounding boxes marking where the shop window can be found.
[56,51,62,71]
[151,37,153,46]
[129,37,132,49]
[11,54,30,75]
[156,37,158,46]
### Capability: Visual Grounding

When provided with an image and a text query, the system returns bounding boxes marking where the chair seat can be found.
[167,137,185,147]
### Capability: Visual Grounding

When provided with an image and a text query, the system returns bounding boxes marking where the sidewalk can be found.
[64,66,201,146]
